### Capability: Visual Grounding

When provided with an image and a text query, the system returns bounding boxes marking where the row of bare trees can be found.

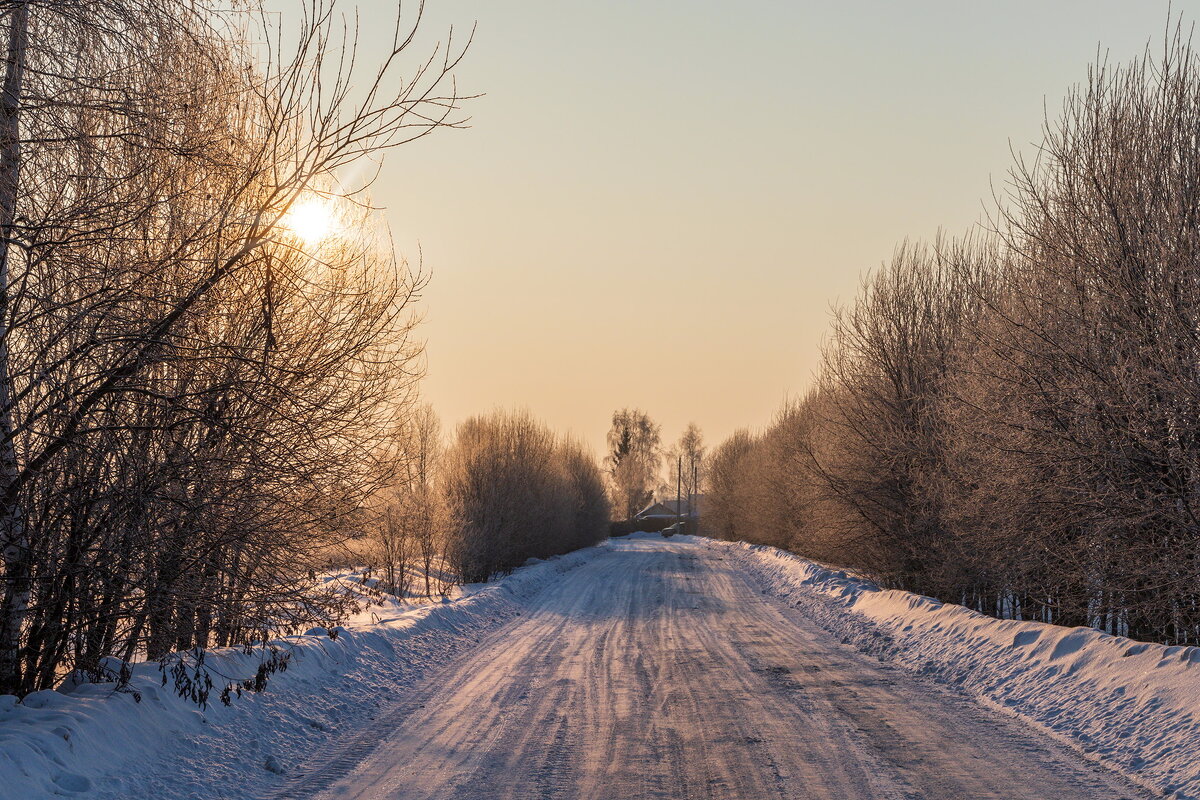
[363,406,611,599]
[440,410,610,583]
[0,0,470,696]
[709,31,1200,645]
[370,405,450,600]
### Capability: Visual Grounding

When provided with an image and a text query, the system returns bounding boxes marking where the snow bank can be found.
[0,543,607,800]
[704,536,1200,800]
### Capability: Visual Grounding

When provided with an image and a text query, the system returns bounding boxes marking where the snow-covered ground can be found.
[288,535,1147,800]
[321,556,464,619]
[0,548,598,800]
[711,536,1200,800]
[0,533,1194,799]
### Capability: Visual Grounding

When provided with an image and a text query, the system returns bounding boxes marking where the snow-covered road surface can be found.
[278,537,1147,800]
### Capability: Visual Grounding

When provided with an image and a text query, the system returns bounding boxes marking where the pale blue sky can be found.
[314,0,1193,455]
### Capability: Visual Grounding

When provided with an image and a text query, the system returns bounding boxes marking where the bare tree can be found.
[946,28,1200,640]
[706,428,757,542]
[664,422,705,528]
[709,27,1200,647]
[812,235,994,596]
[443,410,609,583]
[604,408,660,521]
[0,0,472,696]
[409,405,444,599]
[373,404,443,598]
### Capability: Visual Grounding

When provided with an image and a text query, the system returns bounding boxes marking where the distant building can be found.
[635,494,706,522]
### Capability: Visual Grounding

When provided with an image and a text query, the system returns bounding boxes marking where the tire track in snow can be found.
[279,537,1151,800]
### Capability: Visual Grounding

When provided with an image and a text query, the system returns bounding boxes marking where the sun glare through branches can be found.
[282,196,340,247]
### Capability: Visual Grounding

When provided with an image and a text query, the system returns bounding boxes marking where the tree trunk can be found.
[0,1,29,696]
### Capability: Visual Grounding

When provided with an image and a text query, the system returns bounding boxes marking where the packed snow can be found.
[291,535,1147,800]
[0,548,598,799]
[710,536,1200,800]
[0,533,1193,798]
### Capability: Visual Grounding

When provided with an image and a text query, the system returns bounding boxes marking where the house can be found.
[635,494,706,522]
[634,501,676,522]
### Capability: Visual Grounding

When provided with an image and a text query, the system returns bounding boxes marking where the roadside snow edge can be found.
[702,537,1200,800]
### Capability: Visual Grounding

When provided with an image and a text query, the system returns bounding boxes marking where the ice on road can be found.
[280,538,1147,800]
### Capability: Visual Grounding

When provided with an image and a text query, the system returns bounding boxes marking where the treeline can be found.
[0,1,470,697]
[440,410,610,583]
[365,407,610,591]
[709,34,1200,645]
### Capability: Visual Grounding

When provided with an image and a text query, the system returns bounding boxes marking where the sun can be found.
[281,197,338,247]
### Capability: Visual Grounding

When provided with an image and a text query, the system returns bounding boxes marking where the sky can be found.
[301,0,1196,456]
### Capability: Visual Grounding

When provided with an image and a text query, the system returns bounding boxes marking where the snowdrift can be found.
[704,536,1200,800]
[0,545,603,800]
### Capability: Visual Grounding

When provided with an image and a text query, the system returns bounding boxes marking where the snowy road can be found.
[277,537,1147,800]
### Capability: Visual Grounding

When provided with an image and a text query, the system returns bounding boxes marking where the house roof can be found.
[635,494,706,519]
[635,501,675,519]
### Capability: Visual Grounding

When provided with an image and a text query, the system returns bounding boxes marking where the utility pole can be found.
[676,453,682,532]
[691,457,697,532]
